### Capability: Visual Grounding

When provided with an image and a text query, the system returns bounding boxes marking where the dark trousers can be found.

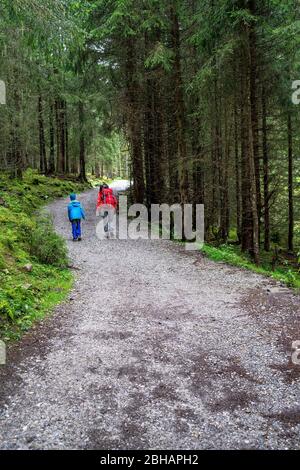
[71,220,81,240]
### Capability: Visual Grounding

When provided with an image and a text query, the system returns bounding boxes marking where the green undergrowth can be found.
[201,243,300,290]
[0,170,90,341]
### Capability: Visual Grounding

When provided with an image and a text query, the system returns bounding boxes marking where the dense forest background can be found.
[0,0,299,265]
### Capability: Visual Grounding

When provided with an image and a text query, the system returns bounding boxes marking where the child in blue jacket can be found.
[68,193,85,241]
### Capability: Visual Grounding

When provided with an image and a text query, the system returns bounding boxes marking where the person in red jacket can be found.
[97,184,117,210]
[96,184,118,237]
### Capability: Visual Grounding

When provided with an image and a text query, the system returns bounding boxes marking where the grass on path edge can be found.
[201,243,300,290]
[0,170,90,341]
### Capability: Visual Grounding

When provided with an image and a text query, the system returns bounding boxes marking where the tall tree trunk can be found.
[48,102,55,174]
[38,95,47,174]
[191,46,204,209]
[192,136,204,206]
[170,3,189,205]
[287,113,294,252]
[78,101,87,182]
[209,117,217,233]
[143,60,155,206]
[248,0,260,263]
[247,31,260,264]
[59,99,66,174]
[220,104,230,241]
[166,82,179,204]
[153,70,167,203]
[143,107,152,207]
[55,99,61,173]
[145,30,168,205]
[64,101,70,174]
[240,29,260,264]
[125,37,145,203]
[55,99,65,174]
[262,86,270,251]
[240,69,253,253]
[11,76,24,178]
[249,0,261,245]
[234,96,241,242]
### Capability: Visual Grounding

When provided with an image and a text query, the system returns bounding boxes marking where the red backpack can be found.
[102,188,117,208]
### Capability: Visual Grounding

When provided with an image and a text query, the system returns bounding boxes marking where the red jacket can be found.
[97,188,117,209]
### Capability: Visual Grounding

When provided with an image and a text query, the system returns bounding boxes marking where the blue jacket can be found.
[68,200,85,221]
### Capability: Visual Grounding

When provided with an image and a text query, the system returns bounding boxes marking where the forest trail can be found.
[0,188,299,450]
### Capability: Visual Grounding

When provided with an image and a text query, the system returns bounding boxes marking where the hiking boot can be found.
[78,237,82,241]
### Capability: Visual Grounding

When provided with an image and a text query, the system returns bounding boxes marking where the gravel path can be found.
[0,188,299,449]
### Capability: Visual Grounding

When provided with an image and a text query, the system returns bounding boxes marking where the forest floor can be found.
[0,187,299,449]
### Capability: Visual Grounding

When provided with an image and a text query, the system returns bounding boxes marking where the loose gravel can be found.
[0,188,299,449]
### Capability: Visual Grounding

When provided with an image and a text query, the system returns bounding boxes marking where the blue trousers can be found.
[71,219,81,240]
